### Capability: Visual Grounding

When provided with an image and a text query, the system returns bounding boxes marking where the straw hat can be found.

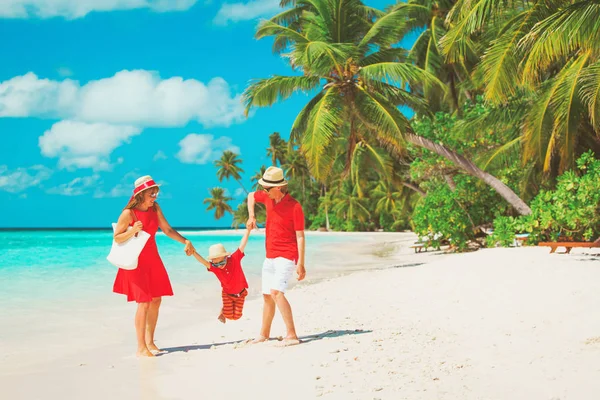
[258,166,288,187]
[207,243,230,261]
[133,175,161,195]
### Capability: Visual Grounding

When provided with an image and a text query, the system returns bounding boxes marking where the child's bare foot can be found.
[217,313,226,324]
[146,342,162,353]
[136,347,155,357]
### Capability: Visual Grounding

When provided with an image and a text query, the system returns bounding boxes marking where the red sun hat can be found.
[133,175,161,195]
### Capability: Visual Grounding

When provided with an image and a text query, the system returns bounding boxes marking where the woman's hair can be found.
[280,185,289,194]
[124,188,159,210]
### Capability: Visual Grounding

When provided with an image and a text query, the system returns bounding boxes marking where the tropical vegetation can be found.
[202,0,600,251]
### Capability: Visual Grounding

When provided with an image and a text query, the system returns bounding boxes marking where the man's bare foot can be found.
[146,342,162,353]
[218,314,226,324]
[247,335,268,344]
[136,348,155,357]
[275,336,301,347]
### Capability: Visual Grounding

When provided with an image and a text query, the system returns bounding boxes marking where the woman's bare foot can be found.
[217,313,226,324]
[136,347,155,357]
[146,342,162,353]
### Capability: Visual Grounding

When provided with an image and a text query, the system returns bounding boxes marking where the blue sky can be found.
[0,0,409,228]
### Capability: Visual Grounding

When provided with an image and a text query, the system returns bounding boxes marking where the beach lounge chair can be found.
[538,237,600,254]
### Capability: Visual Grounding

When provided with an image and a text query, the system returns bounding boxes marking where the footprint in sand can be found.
[584,337,600,345]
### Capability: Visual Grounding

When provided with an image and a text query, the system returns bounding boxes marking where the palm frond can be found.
[301,87,343,180]
[359,62,446,91]
[290,91,325,144]
[242,75,321,116]
[521,0,600,81]
[353,86,410,155]
[580,60,600,132]
[358,9,410,49]
[549,50,590,171]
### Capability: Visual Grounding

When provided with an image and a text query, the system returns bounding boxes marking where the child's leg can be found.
[231,289,248,320]
[221,291,235,320]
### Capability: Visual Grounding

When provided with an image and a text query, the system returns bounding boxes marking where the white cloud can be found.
[39,121,142,171]
[0,165,53,193]
[0,0,198,19]
[47,175,101,196]
[234,188,245,197]
[214,0,279,25]
[176,133,240,165]
[0,70,245,128]
[153,150,168,161]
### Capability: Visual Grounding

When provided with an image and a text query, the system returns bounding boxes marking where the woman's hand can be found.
[132,221,143,234]
[184,240,195,256]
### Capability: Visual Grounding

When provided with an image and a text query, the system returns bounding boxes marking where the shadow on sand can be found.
[160,329,372,355]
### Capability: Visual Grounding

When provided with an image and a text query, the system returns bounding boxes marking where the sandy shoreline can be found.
[4,235,600,399]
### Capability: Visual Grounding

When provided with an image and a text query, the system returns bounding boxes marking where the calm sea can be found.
[0,229,364,370]
[0,229,357,312]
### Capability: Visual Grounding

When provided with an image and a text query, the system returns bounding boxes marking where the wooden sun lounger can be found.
[538,240,600,254]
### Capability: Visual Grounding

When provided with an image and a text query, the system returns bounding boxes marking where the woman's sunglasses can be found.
[262,186,277,193]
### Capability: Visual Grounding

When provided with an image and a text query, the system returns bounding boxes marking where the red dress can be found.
[113,207,173,302]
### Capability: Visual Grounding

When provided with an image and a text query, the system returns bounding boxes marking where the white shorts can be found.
[262,257,296,294]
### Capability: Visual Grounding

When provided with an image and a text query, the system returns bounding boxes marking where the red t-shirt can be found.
[208,249,248,294]
[254,191,305,261]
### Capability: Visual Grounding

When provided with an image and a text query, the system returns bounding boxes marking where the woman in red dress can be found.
[113,175,195,357]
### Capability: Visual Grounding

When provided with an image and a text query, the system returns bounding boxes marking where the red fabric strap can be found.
[133,180,157,195]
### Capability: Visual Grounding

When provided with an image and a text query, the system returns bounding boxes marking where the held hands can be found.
[246,216,257,230]
[184,240,195,256]
[296,264,306,281]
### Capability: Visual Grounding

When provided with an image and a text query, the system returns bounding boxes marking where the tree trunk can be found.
[406,133,532,215]
[323,184,330,231]
[401,181,426,196]
[444,174,457,191]
[236,179,249,195]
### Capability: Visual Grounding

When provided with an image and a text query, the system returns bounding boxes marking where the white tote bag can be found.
[106,212,150,270]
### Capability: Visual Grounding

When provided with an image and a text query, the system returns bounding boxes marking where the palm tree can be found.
[330,179,371,224]
[251,165,267,189]
[442,0,600,174]
[390,0,473,112]
[203,187,234,220]
[266,132,288,166]
[214,150,248,194]
[242,0,531,215]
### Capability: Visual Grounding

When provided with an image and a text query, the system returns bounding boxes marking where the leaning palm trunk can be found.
[406,133,532,215]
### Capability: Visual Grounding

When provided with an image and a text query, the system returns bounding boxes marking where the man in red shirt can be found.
[247,166,306,346]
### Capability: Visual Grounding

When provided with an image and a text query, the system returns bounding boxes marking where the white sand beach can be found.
[3,234,600,400]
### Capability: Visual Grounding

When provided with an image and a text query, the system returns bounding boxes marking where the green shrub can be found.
[491,152,600,245]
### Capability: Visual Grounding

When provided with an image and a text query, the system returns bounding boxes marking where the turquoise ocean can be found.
[0,229,360,365]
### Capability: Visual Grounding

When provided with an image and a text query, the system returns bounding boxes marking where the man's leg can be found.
[258,294,276,338]
[270,289,298,341]
[270,258,301,346]
[252,259,276,343]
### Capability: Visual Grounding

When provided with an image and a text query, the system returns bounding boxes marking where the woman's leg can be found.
[145,297,162,352]
[135,302,154,357]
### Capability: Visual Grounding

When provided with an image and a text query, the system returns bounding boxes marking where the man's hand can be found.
[184,240,195,256]
[246,216,257,230]
[296,264,306,281]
